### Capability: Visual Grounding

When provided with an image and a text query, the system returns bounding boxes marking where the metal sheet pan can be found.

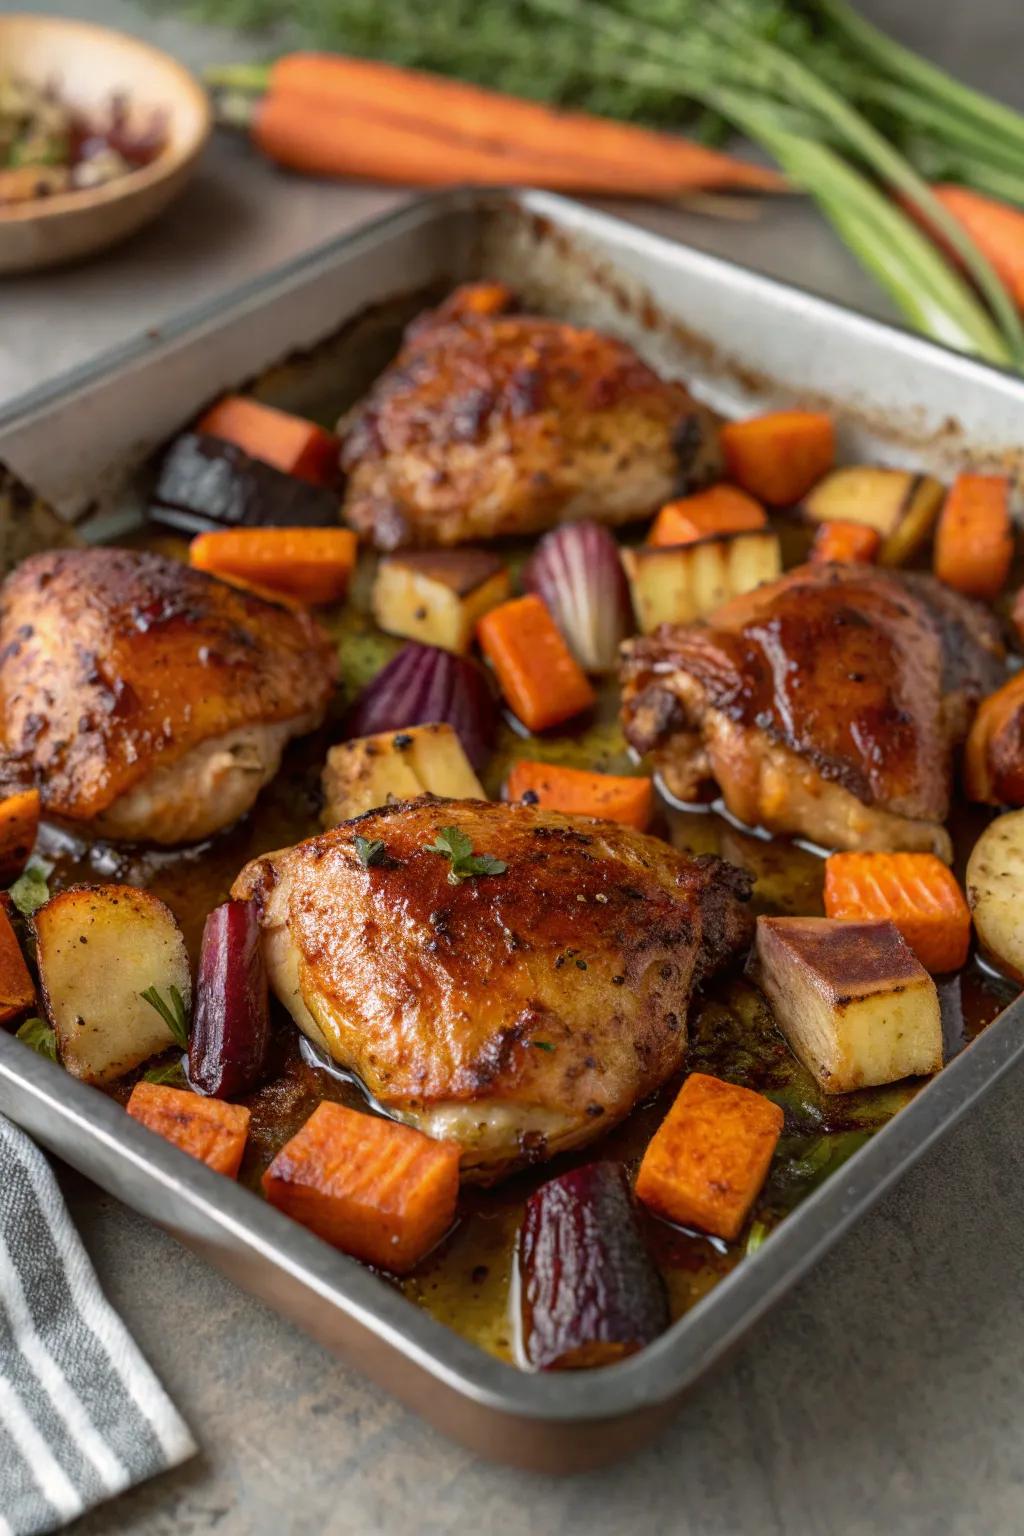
[1,188,1022,1473]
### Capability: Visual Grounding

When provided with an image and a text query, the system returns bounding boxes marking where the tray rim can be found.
[1,184,1023,1432]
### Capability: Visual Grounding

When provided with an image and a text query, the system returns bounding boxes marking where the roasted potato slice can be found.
[35,885,191,1085]
[966,810,1024,983]
[622,530,781,633]
[748,916,942,1093]
[321,722,484,826]
[371,548,511,653]
[800,467,944,566]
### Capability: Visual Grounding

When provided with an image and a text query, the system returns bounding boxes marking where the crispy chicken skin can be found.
[621,563,1003,860]
[232,796,752,1180]
[339,283,718,550]
[0,548,337,844]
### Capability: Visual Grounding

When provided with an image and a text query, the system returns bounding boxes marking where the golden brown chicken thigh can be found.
[232,796,752,1179]
[621,564,1003,860]
[0,548,336,844]
[340,283,717,550]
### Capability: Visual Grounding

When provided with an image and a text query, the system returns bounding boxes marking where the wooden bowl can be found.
[0,14,211,275]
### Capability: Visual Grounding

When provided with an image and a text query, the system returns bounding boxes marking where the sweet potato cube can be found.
[477,594,595,732]
[647,484,766,547]
[126,1082,251,1178]
[262,1100,460,1273]
[720,410,834,506]
[635,1072,783,1241]
[0,906,35,1027]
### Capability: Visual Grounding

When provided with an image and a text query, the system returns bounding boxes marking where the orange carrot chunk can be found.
[719,411,835,507]
[0,906,35,1027]
[190,527,357,605]
[965,672,1024,807]
[823,851,971,973]
[197,395,341,487]
[477,594,596,733]
[809,520,882,565]
[126,1082,251,1178]
[262,1100,460,1274]
[0,786,39,885]
[506,760,654,830]
[933,472,1014,601]
[647,484,766,547]
[635,1072,783,1242]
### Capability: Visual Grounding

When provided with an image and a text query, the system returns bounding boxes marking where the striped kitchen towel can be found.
[0,1115,196,1535]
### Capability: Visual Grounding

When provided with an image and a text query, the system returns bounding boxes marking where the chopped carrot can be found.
[933,472,1014,601]
[126,1082,251,1178]
[809,520,882,565]
[0,786,39,885]
[247,54,786,197]
[477,594,596,733]
[506,760,653,830]
[719,411,835,507]
[262,1100,460,1274]
[823,851,970,973]
[0,906,35,1027]
[647,484,766,547]
[635,1072,783,1242]
[190,527,357,606]
[964,671,1024,807]
[197,395,341,488]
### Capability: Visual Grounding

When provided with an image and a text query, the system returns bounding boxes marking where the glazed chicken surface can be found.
[232,796,753,1179]
[0,548,337,844]
[621,563,1004,861]
[339,282,718,550]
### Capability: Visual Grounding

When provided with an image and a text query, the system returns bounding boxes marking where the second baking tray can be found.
[1,188,1023,1473]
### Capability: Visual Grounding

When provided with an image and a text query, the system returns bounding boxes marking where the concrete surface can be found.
[3,2,1024,1532]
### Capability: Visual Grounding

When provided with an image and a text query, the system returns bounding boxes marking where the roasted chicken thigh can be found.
[0,548,336,844]
[340,283,717,550]
[621,563,1003,859]
[232,796,753,1179]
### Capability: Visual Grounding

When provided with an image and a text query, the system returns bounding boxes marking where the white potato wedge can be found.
[35,885,191,1085]
[799,466,944,566]
[371,549,510,653]
[622,530,781,633]
[321,722,485,826]
[966,809,1024,983]
[749,915,942,1093]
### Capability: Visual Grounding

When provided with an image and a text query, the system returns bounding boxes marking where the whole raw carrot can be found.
[931,185,1024,308]
[262,53,786,195]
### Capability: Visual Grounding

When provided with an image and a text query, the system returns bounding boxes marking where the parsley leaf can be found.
[139,985,190,1050]
[353,835,387,868]
[9,865,49,918]
[424,826,508,885]
[745,1220,768,1256]
[16,1016,56,1061]
[143,1056,188,1087]
[532,1040,556,1053]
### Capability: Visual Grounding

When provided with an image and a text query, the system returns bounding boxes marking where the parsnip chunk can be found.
[622,530,781,632]
[371,549,510,653]
[321,722,484,826]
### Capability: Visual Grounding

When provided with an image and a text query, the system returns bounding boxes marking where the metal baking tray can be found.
[1,188,1023,1473]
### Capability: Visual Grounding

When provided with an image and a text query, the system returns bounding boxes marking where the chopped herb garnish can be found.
[143,1056,188,1087]
[9,865,49,918]
[139,985,189,1050]
[745,1220,768,1256]
[532,1040,556,1053]
[424,826,507,885]
[16,1016,56,1061]
[353,835,387,868]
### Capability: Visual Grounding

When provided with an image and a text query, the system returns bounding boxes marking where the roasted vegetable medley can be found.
[0,73,166,205]
[1,282,1022,1371]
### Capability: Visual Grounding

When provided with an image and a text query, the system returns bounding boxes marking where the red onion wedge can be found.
[519,1161,668,1370]
[189,900,270,1098]
[523,521,634,674]
[346,642,498,772]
